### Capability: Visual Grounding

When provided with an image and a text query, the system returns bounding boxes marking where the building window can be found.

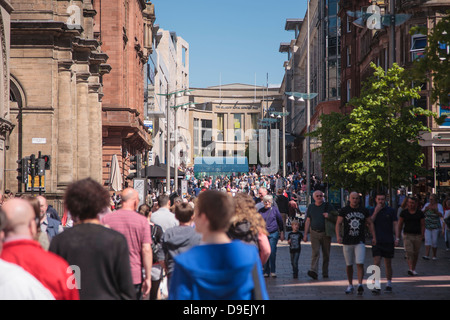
[346,16,351,33]
[410,35,427,61]
[346,79,351,102]
[193,118,199,157]
[234,114,243,141]
[346,45,351,67]
[414,95,428,127]
[201,120,212,153]
[251,113,258,130]
[384,47,388,73]
[182,47,187,67]
[217,113,224,141]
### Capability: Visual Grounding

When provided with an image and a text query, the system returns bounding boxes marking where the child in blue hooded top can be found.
[169,190,269,300]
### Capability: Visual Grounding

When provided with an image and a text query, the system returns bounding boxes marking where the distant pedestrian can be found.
[139,203,165,300]
[369,192,399,294]
[287,219,302,279]
[169,190,269,300]
[0,198,79,300]
[336,192,375,295]
[303,190,338,280]
[37,195,63,245]
[398,196,425,276]
[21,195,49,251]
[50,178,135,300]
[151,194,179,232]
[444,199,450,251]
[102,188,152,300]
[258,194,284,277]
[275,188,289,234]
[228,193,271,265]
[421,194,444,260]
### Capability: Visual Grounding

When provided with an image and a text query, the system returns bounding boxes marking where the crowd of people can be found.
[0,167,449,300]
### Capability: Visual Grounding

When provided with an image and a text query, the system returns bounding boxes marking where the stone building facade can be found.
[279,0,342,176]
[147,28,190,171]
[7,0,110,208]
[188,84,283,168]
[0,0,13,194]
[98,0,155,189]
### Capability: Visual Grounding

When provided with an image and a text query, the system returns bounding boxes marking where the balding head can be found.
[121,188,139,211]
[349,192,360,208]
[36,195,48,219]
[313,190,325,205]
[2,198,37,238]
[258,187,268,200]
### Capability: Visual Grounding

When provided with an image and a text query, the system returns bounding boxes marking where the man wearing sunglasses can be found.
[303,190,338,280]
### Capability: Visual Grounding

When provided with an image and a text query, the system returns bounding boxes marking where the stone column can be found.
[76,70,91,179]
[88,79,102,182]
[57,61,74,187]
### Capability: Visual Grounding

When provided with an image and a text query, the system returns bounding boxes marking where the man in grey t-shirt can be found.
[151,194,179,232]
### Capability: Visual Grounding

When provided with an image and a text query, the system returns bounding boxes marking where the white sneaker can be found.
[345,285,354,294]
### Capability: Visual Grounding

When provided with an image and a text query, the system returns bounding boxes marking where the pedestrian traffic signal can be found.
[42,155,51,170]
[16,157,30,184]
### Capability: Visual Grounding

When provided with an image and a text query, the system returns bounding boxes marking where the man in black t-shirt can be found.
[336,192,376,295]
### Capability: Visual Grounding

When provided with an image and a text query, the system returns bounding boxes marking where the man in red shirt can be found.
[0,198,79,300]
[102,188,152,299]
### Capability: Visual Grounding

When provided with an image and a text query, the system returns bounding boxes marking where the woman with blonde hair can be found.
[227,193,271,265]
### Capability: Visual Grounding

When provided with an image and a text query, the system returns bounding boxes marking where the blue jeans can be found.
[264,231,279,274]
[290,250,301,275]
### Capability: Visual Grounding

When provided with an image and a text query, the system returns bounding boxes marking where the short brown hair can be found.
[64,178,110,221]
[196,190,234,231]
[174,202,194,223]
[157,194,170,207]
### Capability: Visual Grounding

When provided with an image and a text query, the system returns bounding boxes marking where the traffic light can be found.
[127,154,142,180]
[42,155,51,170]
[412,174,419,185]
[16,157,30,184]
[36,157,45,176]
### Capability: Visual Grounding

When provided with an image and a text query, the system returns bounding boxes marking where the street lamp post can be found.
[285,91,317,205]
[158,89,193,194]
[307,0,311,205]
[270,111,290,176]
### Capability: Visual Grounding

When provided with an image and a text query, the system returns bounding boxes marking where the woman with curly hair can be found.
[227,193,271,264]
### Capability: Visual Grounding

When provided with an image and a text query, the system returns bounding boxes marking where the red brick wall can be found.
[97,0,145,115]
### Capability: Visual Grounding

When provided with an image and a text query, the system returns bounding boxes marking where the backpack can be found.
[150,224,163,263]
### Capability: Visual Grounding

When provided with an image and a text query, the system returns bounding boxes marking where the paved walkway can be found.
[265,236,450,300]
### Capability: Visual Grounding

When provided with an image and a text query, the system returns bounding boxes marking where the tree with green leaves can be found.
[409,12,450,105]
[311,63,443,197]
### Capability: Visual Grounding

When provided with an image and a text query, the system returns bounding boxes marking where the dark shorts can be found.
[372,242,395,259]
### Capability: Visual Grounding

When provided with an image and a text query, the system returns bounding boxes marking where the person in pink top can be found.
[102,188,152,300]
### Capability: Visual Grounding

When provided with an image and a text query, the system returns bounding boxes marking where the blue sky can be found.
[152,0,307,88]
